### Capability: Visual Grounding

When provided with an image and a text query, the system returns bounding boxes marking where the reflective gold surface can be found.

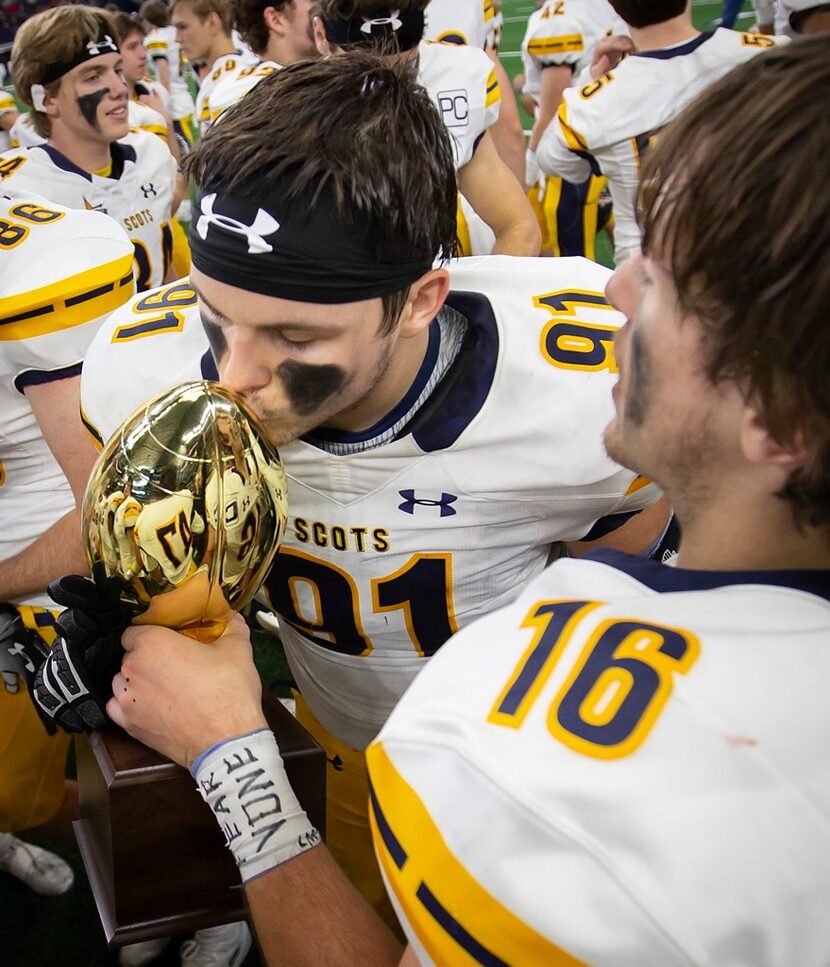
[83,381,287,642]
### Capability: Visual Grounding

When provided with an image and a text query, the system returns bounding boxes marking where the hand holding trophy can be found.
[30,380,288,734]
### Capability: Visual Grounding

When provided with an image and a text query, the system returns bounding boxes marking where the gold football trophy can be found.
[74,382,325,946]
[82,380,287,642]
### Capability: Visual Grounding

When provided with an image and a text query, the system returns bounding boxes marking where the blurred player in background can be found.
[171,0,256,132]
[0,6,179,293]
[111,12,181,161]
[140,0,198,150]
[316,0,540,255]
[521,0,626,258]
[205,0,319,123]
[538,0,786,263]
[0,191,134,899]
[423,0,525,186]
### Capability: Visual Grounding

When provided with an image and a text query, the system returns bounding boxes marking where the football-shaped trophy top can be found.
[82,381,287,642]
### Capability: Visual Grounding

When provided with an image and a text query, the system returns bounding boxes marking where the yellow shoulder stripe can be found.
[1,253,136,341]
[557,102,588,151]
[484,68,500,108]
[367,741,588,966]
[624,475,653,496]
[484,0,495,22]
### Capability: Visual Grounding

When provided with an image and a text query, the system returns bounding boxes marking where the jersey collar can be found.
[587,548,830,603]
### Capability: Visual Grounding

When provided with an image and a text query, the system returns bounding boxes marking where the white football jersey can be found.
[0,89,17,153]
[539,29,788,263]
[195,51,258,133]
[82,257,659,749]
[207,60,281,124]
[521,0,626,104]
[0,132,176,292]
[129,84,170,144]
[418,40,500,170]
[8,113,42,150]
[0,190,135,609]
[424,0,491,49]
[368,551,830,965]
[144,25,196,122]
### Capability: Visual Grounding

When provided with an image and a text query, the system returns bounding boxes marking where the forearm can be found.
[246,846,402,967]
[0,508,88,602]
[487,55,525,185]
[459,136,541,256]
[490,217,542,256]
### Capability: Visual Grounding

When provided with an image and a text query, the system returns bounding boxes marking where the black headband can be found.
[40,25,119,86]
[189,180,434,304]
[322,9,425,52]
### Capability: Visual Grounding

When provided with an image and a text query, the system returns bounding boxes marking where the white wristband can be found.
[193,729,321,883]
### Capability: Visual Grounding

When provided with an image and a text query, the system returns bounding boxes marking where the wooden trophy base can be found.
[74,690,326,947]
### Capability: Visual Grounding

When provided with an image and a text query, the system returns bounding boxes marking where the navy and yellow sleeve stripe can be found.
[366,741,588,966]
[485,68,500,109]
[557,102,588,151]
[0,253,135,341]
[483,0,495,24]
[80,400,105,450]
[528,34,584,57]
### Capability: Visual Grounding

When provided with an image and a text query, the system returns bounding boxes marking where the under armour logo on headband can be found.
[360,11,403,34]
[195,193,280,254]
[86,34,118,56]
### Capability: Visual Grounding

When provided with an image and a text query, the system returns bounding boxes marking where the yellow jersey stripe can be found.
[484,0,495,22]
[485,70,501,108]
[367,742,588,966]
[557,103,588,151]
[625,475,653,497]
[528,35,584,55]
[1,254,136,341]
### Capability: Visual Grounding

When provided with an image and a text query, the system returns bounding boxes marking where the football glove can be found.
[0,607,49,695]
[31,569,134,735]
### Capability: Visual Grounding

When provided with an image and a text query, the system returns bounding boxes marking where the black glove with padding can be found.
[31,567,135,735]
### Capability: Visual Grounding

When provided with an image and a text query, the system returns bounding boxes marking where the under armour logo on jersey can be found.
[360,11,403,34]
[398,490,458,518]
[87,34,118,56]
[141,182,157,198]
[195,193,280,254]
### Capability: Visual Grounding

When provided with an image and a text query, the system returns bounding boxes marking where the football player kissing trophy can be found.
[26,380,288,735]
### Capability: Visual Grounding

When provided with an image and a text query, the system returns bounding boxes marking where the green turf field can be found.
[2,3,759,964]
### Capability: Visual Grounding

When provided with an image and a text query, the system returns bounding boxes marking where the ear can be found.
[41,84,61,122]
[312,15,330,55]
[262,5,285,37]
[741,404,807,470]
[397,269,451,339]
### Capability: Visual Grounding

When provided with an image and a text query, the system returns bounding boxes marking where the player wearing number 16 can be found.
[0,6,179,292]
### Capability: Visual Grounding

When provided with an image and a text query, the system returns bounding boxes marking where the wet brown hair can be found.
[639,36,830,528]
[186,51,458,332]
